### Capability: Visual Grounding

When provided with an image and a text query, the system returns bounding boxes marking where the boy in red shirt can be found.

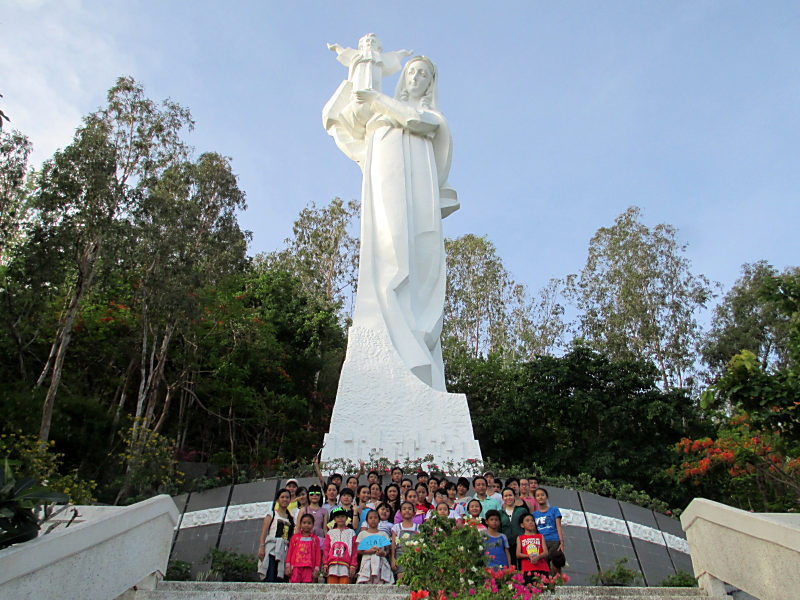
[516,513,550,586]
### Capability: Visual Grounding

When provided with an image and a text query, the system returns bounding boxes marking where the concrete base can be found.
[322,325,481,463]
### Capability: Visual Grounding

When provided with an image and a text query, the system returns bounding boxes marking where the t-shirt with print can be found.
[533,506,562,542]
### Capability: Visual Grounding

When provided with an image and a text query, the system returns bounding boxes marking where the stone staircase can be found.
[135,581,730,600]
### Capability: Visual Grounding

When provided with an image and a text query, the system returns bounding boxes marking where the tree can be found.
[261,197,360,313]
[572,206,713,390]
[0,130,32,265]
[701,261,792,377]
[449,346,708,505]
[32,76,192,441]
[443,234,514,359]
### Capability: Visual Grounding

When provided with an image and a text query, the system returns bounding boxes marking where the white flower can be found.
[458,546,464,551]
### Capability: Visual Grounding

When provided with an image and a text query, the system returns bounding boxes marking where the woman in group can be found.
[367,482,383,509]
[290,486,308,522]
[257,488,295,582]
[299,484,328,547]
[499,487,529,565]
[383,483,402,518]
[532,487,564,575]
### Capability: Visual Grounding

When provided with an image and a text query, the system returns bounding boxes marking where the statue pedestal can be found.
[321,326,482,464]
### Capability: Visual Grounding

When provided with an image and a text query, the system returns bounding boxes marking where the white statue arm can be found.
[327,43,358,67]
[354,90,439,136]
[380,49,413,76]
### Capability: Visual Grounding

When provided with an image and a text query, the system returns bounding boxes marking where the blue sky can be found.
[3,1,799,319]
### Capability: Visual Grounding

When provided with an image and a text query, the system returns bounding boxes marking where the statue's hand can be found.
[354,89,378,104]
[327,43,342,53]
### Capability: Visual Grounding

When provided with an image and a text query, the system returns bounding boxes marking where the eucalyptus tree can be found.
[443,234,513,359]
[263,197,360,313]
[701,261,793,378]
[33,76,193,441]
[572,206,713,391]
[0,130,32,265]
[127,152,249,436]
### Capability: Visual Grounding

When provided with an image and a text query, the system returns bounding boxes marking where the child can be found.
[533,488,564,575]
[327,487,357,530]
[301,484,328,546]
[391,501,419,581]
[323,507,357,584]
[483,509,511,571]
[464,498,487,532]
[516,513,550,586]
[356,509,394,584]
[285,513,321,583]
[394,489,426,525]
[376,502,394,536]
[257,488,295,582]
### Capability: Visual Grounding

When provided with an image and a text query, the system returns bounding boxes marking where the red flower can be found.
[410,591,430,600]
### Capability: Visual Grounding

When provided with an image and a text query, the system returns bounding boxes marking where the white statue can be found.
[327,33,411,93]
[324,53,458,390]
[321,37,480,463]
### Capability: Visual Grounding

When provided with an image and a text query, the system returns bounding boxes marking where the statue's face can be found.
[359,34,381,51]
[405,60,432,99]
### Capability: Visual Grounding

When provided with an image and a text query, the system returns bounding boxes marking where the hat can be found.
[285,478,299,486]
[330,506,347,518]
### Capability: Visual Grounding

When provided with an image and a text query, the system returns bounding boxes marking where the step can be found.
[138,582,726,600]
[139,582,408,599]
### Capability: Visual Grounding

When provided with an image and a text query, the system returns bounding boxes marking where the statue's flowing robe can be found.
[323,86,458,391]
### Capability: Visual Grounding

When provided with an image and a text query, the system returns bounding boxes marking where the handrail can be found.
[681,498,800,600]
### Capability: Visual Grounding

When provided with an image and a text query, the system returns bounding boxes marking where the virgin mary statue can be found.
[323,55,458,391]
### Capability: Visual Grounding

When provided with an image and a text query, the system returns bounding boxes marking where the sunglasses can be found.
[309,491,322,495]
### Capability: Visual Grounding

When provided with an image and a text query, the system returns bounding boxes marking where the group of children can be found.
[257,464,566,586]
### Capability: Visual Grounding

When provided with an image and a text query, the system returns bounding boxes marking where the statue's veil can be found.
[394,55,438,109]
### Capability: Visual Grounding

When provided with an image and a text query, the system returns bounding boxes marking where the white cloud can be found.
[0,1,135,167]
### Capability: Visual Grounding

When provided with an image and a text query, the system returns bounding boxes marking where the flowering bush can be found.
[672,413,800,511]
[0,431,96,504]
[113,420,184,504]
[398,515,568,599]
[322,451,486,479]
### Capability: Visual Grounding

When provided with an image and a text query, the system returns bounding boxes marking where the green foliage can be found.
[590,557,642,586]
[205,547,257,582]
[443,234,569,362]
[660,571,697,587]
[165,559,193,581]
[571,206,713,390]
[400,516,567,599]
[701,261,792,378]
[261,197,360,313]
[448,346,711,508]
[0,431,96,504]
[113,421,183,505]
[0,458,68,549]
[397,516,487,593]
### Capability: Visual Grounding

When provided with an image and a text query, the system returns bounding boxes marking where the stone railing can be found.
[681,498,800,600]
[0,494,179,600]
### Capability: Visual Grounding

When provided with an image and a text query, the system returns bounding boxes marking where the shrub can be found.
[165,559,192,581]
[0,431,96,504]
[590,557,642,586]
[660,571,697,587]
[205,547,257,581]
[398,515,568,599]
